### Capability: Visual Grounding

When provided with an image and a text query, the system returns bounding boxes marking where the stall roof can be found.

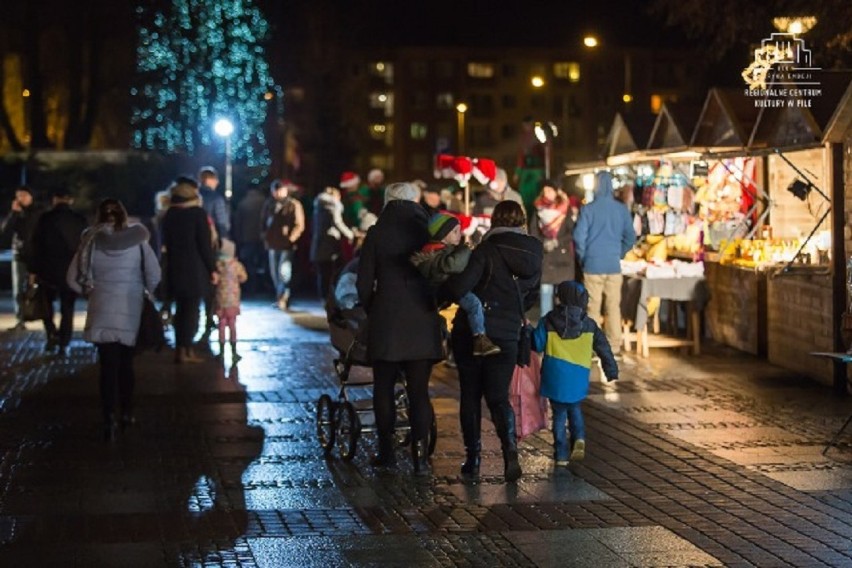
[820,71,852,144]
[647,102,702,152]
[691,88,760,149]
[749,71,852,148]
[603,112,656,160]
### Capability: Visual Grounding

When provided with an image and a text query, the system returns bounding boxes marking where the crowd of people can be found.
[1,165,637,471]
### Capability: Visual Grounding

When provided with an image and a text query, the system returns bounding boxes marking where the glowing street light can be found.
[531,75,545,88]
[456,102,468,154]
[583,35,599,48]
[533,121,558,179]
[213,118,234,200]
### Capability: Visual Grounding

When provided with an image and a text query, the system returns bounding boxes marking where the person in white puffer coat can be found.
[67,198,160,442]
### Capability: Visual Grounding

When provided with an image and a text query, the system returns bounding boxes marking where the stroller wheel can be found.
[335,401,360,461]
[316,394,336,452]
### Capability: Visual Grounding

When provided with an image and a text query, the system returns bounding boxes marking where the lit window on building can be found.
[410,123,428,140]
[467,62,495,79]
[555,62,581,83]
[369,61,394,83]
[369,123,388,141]
[436,93,454,109]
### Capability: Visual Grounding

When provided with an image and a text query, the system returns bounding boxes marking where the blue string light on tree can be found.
[131,0,275,167]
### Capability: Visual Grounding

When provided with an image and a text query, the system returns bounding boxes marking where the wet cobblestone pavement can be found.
[1,300,852,566]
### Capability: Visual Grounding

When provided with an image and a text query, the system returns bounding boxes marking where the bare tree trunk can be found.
[23,2,50,149]
[0,48,25,151]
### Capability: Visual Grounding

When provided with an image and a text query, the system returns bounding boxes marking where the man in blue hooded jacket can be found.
[572,171,635,355]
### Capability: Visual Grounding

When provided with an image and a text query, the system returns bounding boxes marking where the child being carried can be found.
[411,213,500,356]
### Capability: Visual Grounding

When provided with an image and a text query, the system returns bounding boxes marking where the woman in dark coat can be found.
[160,177,218,363]
[357,182,444,475]
[446,200,543,482]
[529,180,575,315]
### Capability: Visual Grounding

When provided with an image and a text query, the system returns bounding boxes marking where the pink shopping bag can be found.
[509,353,548,441]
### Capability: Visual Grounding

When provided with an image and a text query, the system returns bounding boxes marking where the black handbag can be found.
[136,246,166,352]
[496,248,535,367]
[18,284,48,322]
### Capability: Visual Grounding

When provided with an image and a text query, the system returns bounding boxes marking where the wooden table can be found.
[621,275,710,358]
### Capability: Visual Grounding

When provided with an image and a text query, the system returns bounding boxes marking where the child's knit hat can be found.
[428,213,460,242]
[555,280,588,310]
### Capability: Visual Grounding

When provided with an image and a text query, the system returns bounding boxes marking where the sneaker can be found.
[570,439,586,462]
[555,458,569,467]
[277,292,290,311]
[7,322,26,332]
[473,334,501,356]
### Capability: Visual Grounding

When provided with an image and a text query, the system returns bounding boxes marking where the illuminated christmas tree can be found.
[131,0,275,166]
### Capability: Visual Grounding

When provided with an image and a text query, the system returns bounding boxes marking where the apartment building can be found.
[339,45,701,182]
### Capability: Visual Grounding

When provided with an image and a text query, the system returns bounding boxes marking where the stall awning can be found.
[820,71,852,144]
[749,71,852,148]
[691,88,760,149]
[603,112,656,161]
[647,102,702,152]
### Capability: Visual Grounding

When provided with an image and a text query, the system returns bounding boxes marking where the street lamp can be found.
[534,121,557,179]
[530,75,545,88]
[213,118,234,201]
[583,35,598,48]
[455,103,468,154]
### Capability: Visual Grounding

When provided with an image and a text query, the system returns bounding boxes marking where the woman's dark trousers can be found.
[96,342,136,423]
[452,331,519,462]
[173,296,201,348]
[373,359,434,458]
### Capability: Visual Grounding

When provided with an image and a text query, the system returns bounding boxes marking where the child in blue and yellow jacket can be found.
[532,280,619,465]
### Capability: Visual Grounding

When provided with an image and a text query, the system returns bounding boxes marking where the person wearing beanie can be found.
[356,181,441,475]
[411,213,500,357]
[214,238,248,362]
[532,280,619,466]
[161,176,219,364]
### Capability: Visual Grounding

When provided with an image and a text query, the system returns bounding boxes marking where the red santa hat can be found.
[472,158,497,185]
[340,171,360,189]
[434,154,456,179]
[452,156,472,178]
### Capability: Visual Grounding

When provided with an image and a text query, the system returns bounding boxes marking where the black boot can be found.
[370,436,396,468]
[496,407,522,483]
[411,439,431,477]
[460,441,481,477]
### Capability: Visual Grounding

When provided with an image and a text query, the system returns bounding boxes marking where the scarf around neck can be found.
[534,196,568,240]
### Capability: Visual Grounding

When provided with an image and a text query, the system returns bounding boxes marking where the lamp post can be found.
[534,122,557,179]
[455,103,467,154]
[213,118,235,201]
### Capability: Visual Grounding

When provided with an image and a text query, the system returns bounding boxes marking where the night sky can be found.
[264,0,690,50]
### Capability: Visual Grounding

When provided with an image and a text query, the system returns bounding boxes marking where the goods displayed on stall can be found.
[613,153,824,272]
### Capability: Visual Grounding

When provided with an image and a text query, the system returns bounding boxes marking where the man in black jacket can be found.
[1,186,44,330]
[31,188,88,355]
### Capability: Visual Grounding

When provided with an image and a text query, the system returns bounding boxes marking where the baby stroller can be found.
[316,273,437,461]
